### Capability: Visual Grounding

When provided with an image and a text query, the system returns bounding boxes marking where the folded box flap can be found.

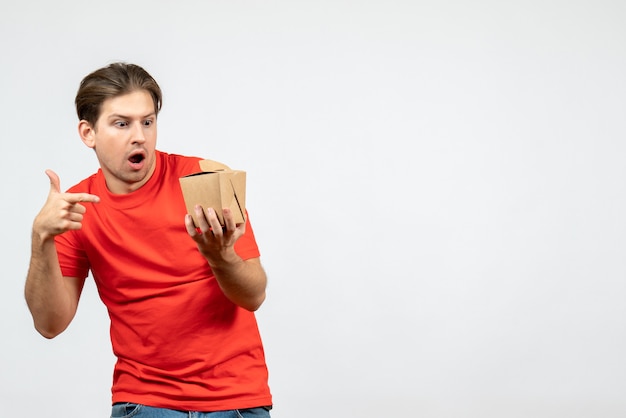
[199,159,231,172]
[229,172,246,219]
[217,171,246,222]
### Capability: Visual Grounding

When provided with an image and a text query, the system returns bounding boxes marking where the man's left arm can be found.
[185,207,267,311]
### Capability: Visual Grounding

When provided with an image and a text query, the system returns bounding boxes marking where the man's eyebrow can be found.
[107,112,157,120]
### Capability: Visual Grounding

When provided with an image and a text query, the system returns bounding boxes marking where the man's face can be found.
[81,90,158,194]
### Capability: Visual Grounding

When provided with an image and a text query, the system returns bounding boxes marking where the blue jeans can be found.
[110,403,271,418]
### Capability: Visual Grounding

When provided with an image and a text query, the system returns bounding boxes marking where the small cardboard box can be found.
[179,160,246,227]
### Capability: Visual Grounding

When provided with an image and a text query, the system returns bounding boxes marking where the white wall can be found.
[2,1,626,417]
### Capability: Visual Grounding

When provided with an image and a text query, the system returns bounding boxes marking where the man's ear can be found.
[78,120,96,148]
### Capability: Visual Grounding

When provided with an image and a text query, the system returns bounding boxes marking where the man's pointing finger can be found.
[66,192,101,204]
[45,170,100,204]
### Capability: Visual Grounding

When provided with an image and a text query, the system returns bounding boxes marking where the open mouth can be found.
[129,154,145,164]
[128,151,146,170]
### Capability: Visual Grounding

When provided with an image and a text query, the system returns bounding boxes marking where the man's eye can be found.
[143,119,153,126]
[115,121,128,127]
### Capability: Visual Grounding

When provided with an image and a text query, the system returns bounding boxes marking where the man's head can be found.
[75,62,162,127]
[76,63,162,194]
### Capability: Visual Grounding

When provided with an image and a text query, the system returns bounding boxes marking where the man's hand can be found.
[33,169,100,241]
[184,206,245,263]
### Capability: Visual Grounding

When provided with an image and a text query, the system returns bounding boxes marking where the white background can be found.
[2,1,626,417]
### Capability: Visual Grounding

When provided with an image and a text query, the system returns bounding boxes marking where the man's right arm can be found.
[25,233,85,338]
[24,169,99,339]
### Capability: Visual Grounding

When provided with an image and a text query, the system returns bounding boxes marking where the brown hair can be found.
[75,62,162,126]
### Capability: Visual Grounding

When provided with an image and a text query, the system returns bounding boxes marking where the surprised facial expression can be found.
[79,90,158,194]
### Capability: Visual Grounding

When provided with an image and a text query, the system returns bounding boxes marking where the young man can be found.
[24,63,273,417]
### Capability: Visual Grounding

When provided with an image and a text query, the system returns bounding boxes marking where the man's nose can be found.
[131,122,146,144]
